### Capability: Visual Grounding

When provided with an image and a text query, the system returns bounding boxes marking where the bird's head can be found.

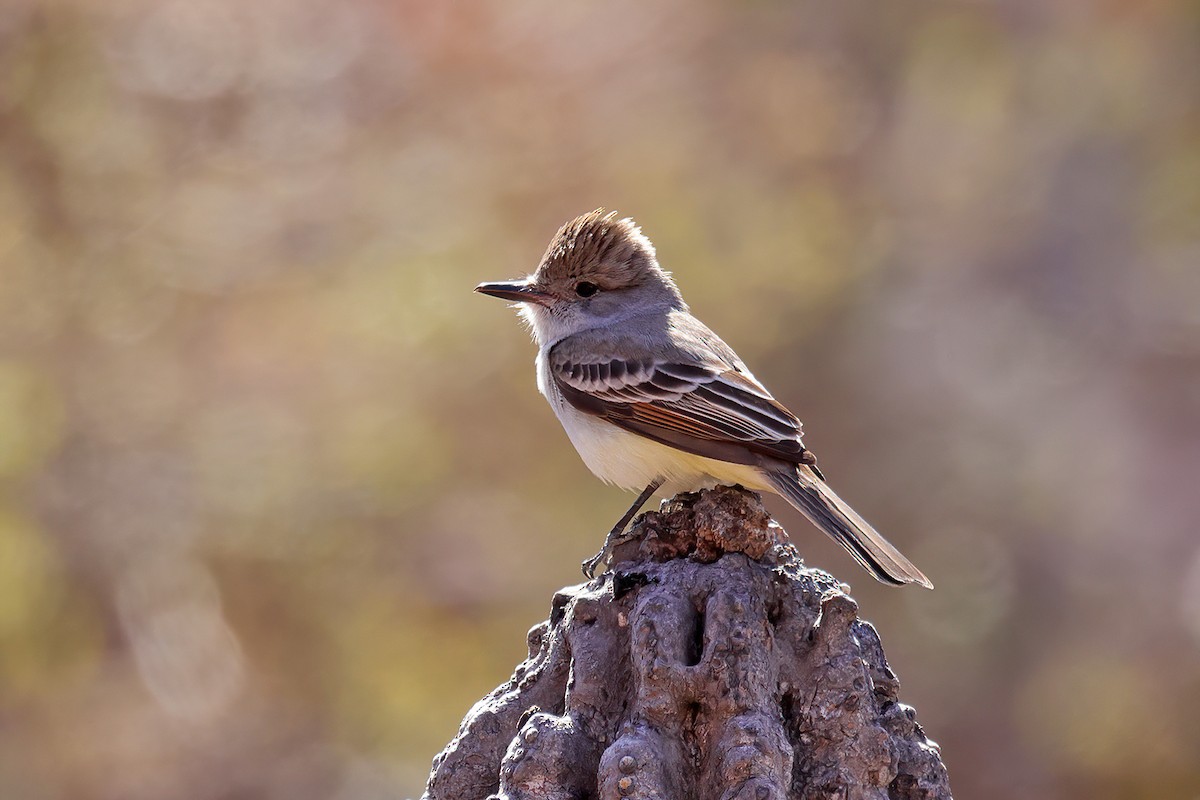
[475,209,684,345]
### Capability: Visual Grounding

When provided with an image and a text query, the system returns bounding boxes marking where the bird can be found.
[475,209,932,588]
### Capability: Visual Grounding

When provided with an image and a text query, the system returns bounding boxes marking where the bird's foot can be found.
[581,526,642,579]
[582,479,664,579]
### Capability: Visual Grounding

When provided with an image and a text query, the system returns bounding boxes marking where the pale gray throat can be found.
[539,298,684,350]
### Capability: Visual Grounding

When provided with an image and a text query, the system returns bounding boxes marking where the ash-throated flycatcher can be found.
[476,210,932,588]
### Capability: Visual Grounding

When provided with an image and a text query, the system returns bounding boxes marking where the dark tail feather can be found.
[766,466,933,589]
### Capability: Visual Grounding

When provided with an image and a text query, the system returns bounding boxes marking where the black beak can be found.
[474,279,553,307]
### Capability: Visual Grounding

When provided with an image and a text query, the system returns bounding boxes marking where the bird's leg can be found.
[581,478,664,579]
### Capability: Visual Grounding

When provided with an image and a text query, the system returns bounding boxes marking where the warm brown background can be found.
[2,1,1199,798]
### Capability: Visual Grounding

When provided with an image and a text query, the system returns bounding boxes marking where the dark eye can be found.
[575,281,599,298]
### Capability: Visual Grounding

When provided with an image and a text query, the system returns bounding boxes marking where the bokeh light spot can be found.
[1015,650,1185,777]
[905,526,1015,645]
[112,0,248,100]
[0,509,61,639]
[117,557,246,722]
[0,361,66,478]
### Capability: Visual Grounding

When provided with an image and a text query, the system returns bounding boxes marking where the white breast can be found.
[534,351,771,494]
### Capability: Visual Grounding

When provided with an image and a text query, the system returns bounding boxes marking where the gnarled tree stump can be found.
[422,486,952,800]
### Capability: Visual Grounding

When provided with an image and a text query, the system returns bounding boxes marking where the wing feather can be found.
[549,347,811,468]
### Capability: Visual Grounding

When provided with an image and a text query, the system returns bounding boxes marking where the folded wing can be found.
[548,348,812,468]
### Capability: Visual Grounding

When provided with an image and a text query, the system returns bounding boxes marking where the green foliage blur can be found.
[2,1,1199,797]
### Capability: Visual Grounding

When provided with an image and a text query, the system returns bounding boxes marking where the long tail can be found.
[766,466,933,589]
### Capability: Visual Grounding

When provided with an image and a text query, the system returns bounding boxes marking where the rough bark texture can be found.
[422,486,952,800]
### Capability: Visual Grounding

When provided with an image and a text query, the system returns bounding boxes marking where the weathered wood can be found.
[423,486,952,800]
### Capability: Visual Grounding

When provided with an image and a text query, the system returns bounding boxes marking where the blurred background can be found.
[1,0,1199,797]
